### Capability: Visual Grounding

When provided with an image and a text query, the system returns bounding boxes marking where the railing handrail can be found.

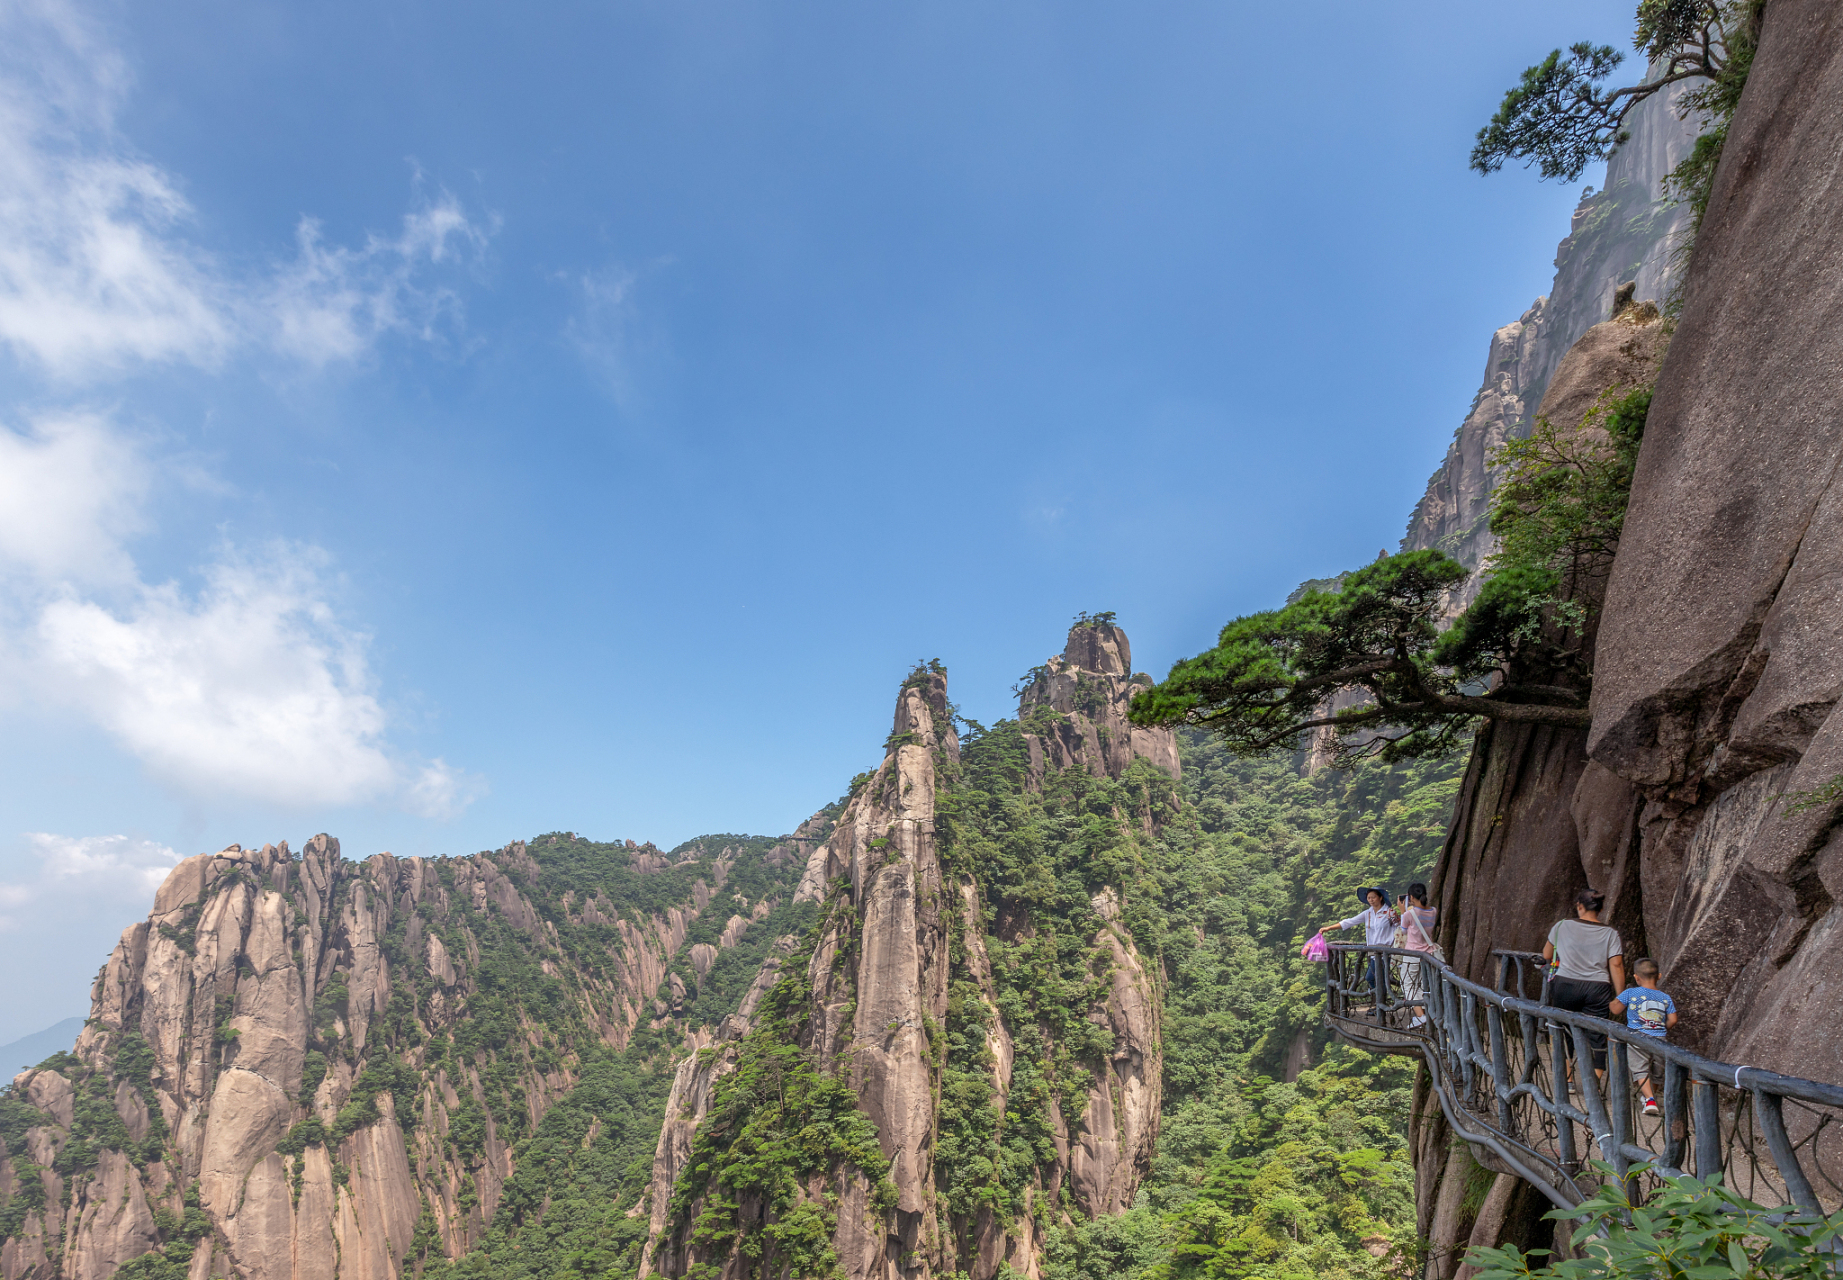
[1332,942,1843,1109]
[1322,940,1843,1216]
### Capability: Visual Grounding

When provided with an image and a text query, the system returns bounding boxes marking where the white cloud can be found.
[265,199,491,367]
[0,0,226,376]
[0,832,181,930]
[0,1,490,380]
[0,3,484,818]
[35,544,416,810]
[0,411,148,586]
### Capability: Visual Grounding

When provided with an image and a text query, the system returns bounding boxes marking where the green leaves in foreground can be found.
[1466,1164,1843,1280]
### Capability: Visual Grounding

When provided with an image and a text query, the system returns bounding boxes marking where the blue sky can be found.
[0,0,1635,1039]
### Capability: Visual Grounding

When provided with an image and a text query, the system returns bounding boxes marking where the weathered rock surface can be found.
[648,632,1167,1280]
[1400,75,1703,606]
[0,836,746,1280]
[1016,622,1180,786]
[1585,0,1843,1076]
[1410,303,1670,1276]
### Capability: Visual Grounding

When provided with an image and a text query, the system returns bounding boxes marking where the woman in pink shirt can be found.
[1397,882,1439,1028]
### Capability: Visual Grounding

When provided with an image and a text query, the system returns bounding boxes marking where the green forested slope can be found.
[1034,733,1464,1280]
[0,691,1461,1280]
[418,726,1463,1280]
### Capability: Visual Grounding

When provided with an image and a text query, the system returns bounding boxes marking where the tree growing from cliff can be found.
[1470,0,1754,182]
[1127,551,1591,764]
[1133,384,1651,765]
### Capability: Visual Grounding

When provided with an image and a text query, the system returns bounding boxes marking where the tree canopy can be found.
[1127,551,1590,765]
[1132,387,1652,764]
[1470,0,1751,182]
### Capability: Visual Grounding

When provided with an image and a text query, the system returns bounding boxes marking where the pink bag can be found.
[1301,934,1329,962]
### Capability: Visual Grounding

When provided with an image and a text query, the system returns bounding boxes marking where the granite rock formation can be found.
[1406,2,1843,1269]
[643,626,1170,1280]
[1586,0,1843,1077]
[1409,304,1671,1278]
[0,834,796,1280]
[1015,621,1181,786]
[1400,74,1704,608]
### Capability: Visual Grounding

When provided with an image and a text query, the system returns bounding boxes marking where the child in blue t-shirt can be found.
[1610,958,1678,1116]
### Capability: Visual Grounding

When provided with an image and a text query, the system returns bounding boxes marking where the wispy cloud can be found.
[0,832,181,931]
[565,262,670,410]
[0,0,491,381]
[0,2,487,817]
[266,198,493,367]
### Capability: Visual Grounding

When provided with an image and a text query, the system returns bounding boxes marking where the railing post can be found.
[1552,1018,1577,1168]
[1459,990,1478,1092]
[1487,1004,1513,1131]
[1660,1057,1689,1175]
[1692,1075,1723,1182]
[1754,1090,1820,1213]
[1606,1036,1633,1194]
[1572,1025,1617,1178]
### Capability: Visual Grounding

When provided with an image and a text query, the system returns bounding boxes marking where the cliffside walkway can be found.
[1323,942,1843,1215]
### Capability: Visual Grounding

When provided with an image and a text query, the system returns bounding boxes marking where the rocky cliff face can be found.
[1400,76,1703,604]
[1015,622,1181,787]
[1408,3,1843,1269]
[1585,0,1843,1078]
[0,833,805,1280]
[1410,303,1670,1279]
[642,627,1174,1280]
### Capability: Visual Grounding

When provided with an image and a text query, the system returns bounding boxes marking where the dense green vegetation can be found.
[420,835,819,1280]
[0,690,1467,1280]
[1128,550,1590,765]
[1030,732,1462,1280]
[1468,1164,1843,1280]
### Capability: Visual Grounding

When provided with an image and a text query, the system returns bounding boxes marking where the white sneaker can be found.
[1410,1015,1428,1028]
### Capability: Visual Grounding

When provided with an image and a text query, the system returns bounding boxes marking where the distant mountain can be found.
[0,1017,84,1077]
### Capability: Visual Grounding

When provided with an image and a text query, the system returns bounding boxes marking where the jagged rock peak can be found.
[1060,617,1130,676]
[3,828,782,1280]
[1017,618,1179,784]
[891,662,959,760]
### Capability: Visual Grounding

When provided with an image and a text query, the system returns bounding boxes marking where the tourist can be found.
[1397,883,1439,1029]
[1322,887,1397,1004]
[1541,888,1626,1080]
[1610,958,1678,1116]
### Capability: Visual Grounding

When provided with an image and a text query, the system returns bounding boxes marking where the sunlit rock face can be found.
[0,833,760,1280]
[1016,621,1181,787]
[1588,0,1843,1080]
[646,630,1168,1280]
[1399,73,1703,612]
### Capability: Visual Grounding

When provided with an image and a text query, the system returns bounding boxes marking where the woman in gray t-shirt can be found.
[1541,887,1626,1073]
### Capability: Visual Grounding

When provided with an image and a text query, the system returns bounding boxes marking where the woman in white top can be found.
[1321,887,1396,1002]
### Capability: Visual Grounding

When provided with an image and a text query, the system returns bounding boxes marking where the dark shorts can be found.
[1547,977,1615,1070]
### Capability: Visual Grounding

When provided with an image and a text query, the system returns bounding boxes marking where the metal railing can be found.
[1324,942,1843,1215]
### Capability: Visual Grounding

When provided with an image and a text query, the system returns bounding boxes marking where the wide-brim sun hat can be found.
[1358,887,1391,907]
